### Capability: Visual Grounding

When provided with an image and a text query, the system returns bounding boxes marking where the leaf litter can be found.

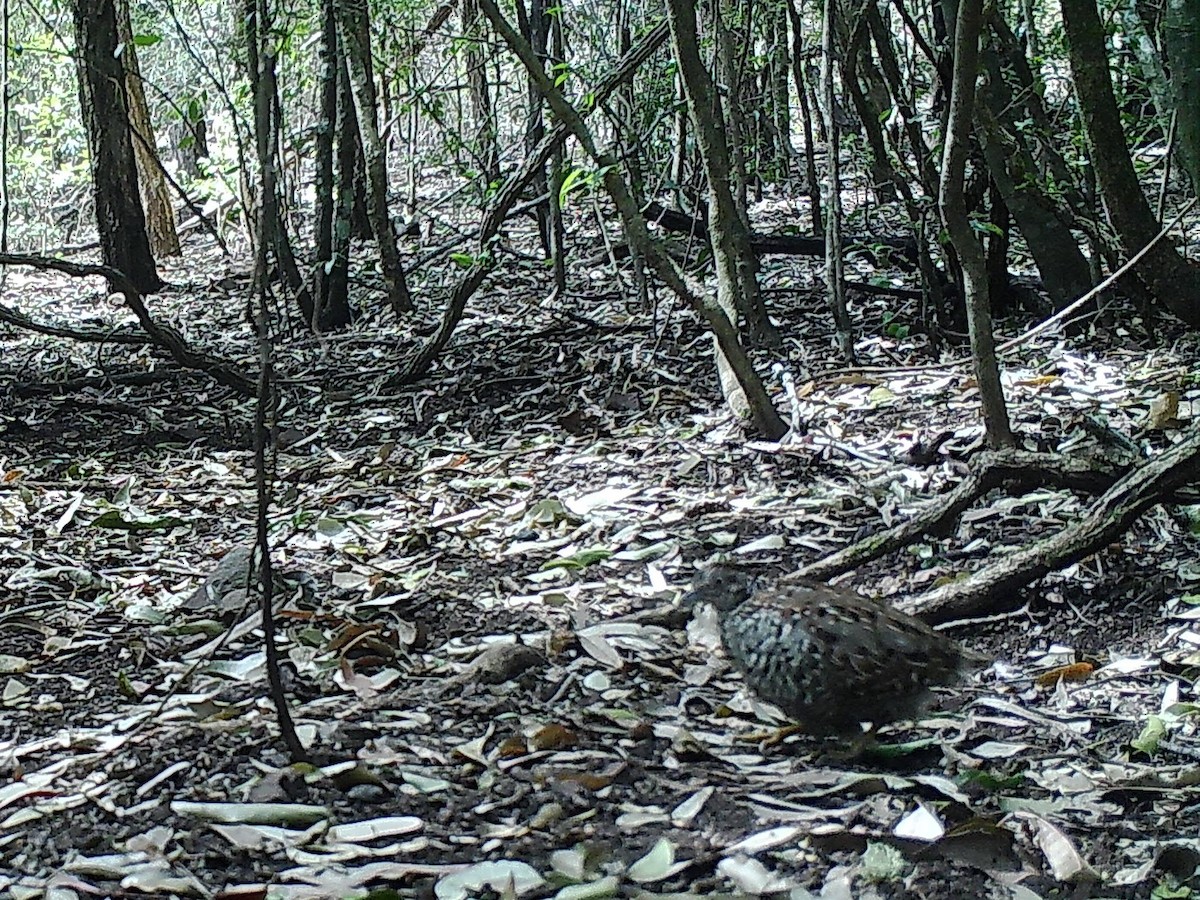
[1,236,1200,898]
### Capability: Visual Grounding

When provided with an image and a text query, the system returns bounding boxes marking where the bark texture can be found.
[73,0,162,293]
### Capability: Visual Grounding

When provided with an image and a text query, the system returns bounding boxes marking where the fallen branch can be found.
[795,432,1200,623]
[799,447,1139,582]
[903,428,1200,623]
[0,252,254,395]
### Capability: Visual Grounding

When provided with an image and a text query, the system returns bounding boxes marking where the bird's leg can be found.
[736,724,877,758]
[734,723,807,749]
[824,724,879,761]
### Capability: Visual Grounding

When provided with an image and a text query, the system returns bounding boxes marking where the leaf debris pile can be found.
[3,243,1200,897]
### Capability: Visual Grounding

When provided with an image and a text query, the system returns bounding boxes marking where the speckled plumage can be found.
[684,566,975,735]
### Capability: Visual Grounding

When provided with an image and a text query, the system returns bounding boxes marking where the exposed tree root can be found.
[796,430,1200,623]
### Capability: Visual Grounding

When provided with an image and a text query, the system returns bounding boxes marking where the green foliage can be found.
[970,218,1005,238]
[859,842,907,883]
[541,548,613,571]
[1152,875,1194,899]
[3,13,88,240]
[957,768,1026,792]
[558,164,613,207]
[880,311,910,339]
[0,0,259,243]
[551,61,572,89]
[1130,714,1167,754]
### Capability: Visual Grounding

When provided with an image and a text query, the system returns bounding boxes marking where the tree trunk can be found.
[973,30,1094,310]
[819,0,854,363]
[244,0,308,322]
[516,0,551,257]
[174,100,209,180]
[334,0,413,314]
[1061,0,1200,327]
[331,46,358,322]
[939,0,1013,447]
[615,6,647,309]
[1118,3,1174,131]
[764,0,792,182]
[865,4,937,194]
[548,11,566,293]
[786,0,822,232]
[666,0,779,349]
[73,0,161,293]
[463,0,500,185]
[312,0,352,331]
[986,11,1095,222]
[985,180,1011,308]
[842,13,897,203]
[115,0,180,258]
[1163,0,1200,190]
[479,0,786,438]
[712,1,751,213]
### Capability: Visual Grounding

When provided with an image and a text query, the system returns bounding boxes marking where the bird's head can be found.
[681,565,757,613]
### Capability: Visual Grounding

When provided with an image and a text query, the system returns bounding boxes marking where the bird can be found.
[683,566,978,737]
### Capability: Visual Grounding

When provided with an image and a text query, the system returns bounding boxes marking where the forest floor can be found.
[3,209,1200,899]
